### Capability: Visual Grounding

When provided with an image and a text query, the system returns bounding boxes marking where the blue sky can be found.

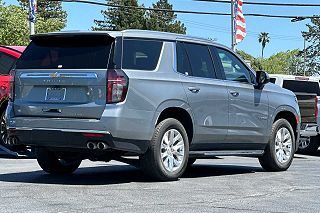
[4,0,320,57]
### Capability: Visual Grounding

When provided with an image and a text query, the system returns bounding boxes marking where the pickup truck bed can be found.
[295,92,317,124]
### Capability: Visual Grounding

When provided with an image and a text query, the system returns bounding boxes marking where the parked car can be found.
[270,74,320,154]
[6,30,300,180]
[0,46,26,154]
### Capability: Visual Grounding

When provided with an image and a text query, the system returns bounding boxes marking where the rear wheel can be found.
[259,119,295,171]
[36,148,82,175]
[141,118,189,181]
[0,110,8,147]
[298,136,320,155]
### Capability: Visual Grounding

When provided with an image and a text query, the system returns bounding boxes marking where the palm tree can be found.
[258,32,270,58]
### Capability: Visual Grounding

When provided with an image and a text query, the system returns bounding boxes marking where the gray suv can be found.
[6,30,300,180]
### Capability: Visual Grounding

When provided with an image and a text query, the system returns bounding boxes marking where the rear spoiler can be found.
[30,31,117,40]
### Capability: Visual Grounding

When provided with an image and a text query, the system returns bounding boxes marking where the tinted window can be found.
[216,48,251,83]
[176,42,192,75]
[270,78,276,83]
[0,52,16,74]
[283,80,320,95]
[122,39,163,70]
[16,35,115,69]
[184,43,216,78]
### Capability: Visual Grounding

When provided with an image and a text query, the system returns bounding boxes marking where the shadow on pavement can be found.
[0,163,263,185]
[295,150,320,158]
[183,164,263,179]
[311,150,320,157]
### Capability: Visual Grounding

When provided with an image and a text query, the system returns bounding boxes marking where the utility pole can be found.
[29,0,37,35]
[231,0,236,51]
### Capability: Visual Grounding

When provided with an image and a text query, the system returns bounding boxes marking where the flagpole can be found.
[29,0,36,35]
[29,21,35,36]
[231,0,236,51]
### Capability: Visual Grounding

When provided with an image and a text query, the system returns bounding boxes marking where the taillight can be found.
[9,70,15,101]
[107,69,128,103]
[316,96,318,119]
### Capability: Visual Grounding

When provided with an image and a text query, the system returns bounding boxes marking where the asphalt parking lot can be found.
[0,151,319,213]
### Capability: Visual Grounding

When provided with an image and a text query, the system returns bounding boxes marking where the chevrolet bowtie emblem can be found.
[50,72,59,78]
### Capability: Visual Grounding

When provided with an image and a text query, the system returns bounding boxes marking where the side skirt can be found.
[189,150,264,159]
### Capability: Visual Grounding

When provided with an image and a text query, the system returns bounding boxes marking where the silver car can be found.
[6,30,300,180]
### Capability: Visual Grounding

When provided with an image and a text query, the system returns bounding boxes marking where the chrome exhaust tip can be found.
[97,142,108,150]
[87,142,97,150]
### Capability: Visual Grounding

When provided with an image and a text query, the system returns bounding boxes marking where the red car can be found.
[0,46,25,151]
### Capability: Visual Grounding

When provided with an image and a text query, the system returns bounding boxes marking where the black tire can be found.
[36,148,81,175]
[140,118,189,181]
[0,110,8,148]
[259,119,295,172]
[187,158,196,168]
[298,135,320,155]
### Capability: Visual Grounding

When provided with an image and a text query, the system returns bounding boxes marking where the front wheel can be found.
[36,148,82,175]
[140,118,189,181]
[259,119,295,172]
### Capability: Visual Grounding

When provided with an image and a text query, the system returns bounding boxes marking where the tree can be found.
[262,50,303,75]
[303,17,320,76]
[258,32,270,59]
[92,0,146,31]
[93,0,186,34]
[146,0,186,34]
[236,50,263,71]
[0,3,67,45]
[236,49,303,74]
[18,0,67,30]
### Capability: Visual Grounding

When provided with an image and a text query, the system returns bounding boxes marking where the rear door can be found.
[13,34,118,119]
[213,47,269,148]
[177,41,228,150]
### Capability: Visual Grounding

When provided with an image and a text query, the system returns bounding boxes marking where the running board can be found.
[189,150,264,158]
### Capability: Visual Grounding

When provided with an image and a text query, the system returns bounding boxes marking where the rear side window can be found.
[183,43,216,79]
[0,52,16,74]
[283,80,320,95]
[122,39,163,70]
[16,35,115,69]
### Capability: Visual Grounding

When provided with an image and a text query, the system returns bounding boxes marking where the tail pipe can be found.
[97,142,108,150]
[87,142,98,150]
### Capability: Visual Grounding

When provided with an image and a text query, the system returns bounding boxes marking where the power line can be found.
[54,0,320,19]
[195,0,320,7]
[181,18,302,41]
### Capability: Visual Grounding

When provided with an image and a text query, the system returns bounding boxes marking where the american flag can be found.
[29,0,37,23]
[235,0,246,44]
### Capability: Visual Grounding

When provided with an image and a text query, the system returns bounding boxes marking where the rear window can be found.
[283,80,320,95]
[122,39,163,70]
[0,52,16,74]
[16,35,115,69]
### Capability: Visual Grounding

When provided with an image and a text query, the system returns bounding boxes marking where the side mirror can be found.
[255,71,270,89]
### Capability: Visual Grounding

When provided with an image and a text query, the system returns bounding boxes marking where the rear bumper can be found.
[300,123,319,137]
[8,127,149,154]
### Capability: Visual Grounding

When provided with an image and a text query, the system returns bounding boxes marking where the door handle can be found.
[188,87,200,93]
[230,91,239,97]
